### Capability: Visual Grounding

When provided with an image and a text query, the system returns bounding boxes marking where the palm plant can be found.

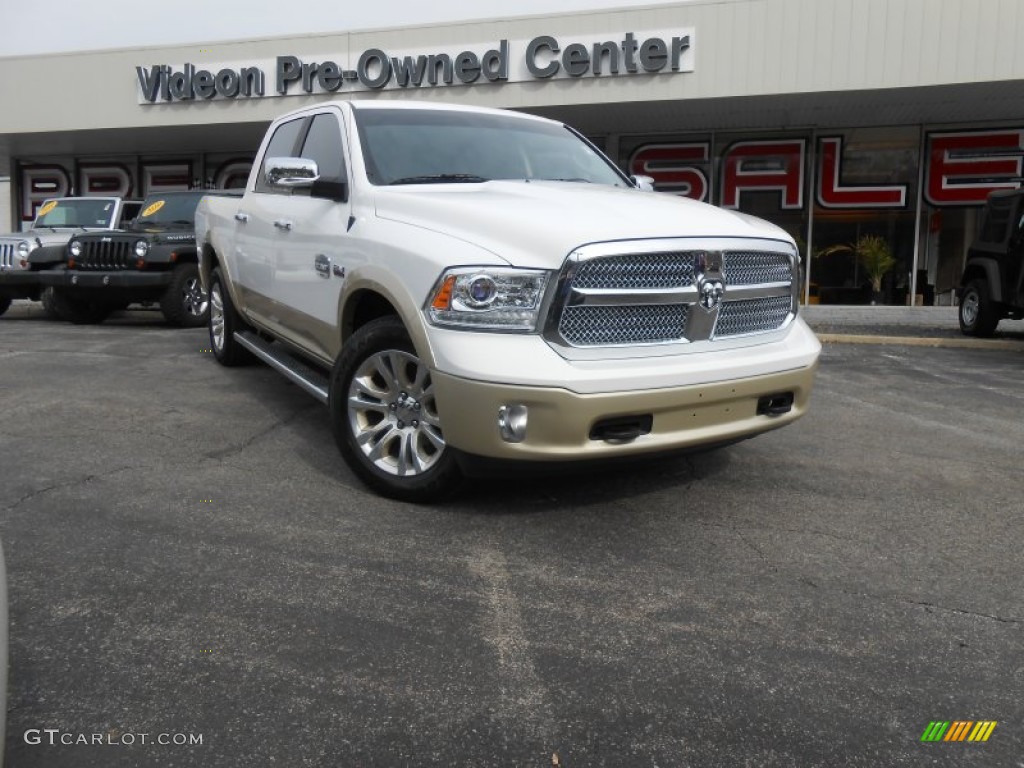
[821,234,897,294]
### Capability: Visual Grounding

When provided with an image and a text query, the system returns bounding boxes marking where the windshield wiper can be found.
[537,177,592,183]
[389,174,489,185]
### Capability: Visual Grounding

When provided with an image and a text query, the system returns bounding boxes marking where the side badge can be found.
[332,264,345,279]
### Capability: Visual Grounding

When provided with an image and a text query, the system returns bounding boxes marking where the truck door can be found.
[233,116,307,324]
[266,111,354,361]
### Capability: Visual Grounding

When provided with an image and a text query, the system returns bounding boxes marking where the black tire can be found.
[161,263,209,327]
[51,291,113,325]
[39,287,59,319]
[329,316,461,502]
[208,267,253,366]
[0,296,11,317]
[959,279,999,337]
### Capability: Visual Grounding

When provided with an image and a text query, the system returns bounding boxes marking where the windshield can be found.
[354,108,629,188]
[135,192,207,227]
[33,199,117,229]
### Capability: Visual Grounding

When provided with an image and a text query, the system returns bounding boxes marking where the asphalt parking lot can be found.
[1,309,1021,767]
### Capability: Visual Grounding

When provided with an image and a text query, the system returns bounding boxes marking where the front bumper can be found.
[0,270,42,299]
[433,363,817,461]
[39,270,173,296]
[428,319,821,461]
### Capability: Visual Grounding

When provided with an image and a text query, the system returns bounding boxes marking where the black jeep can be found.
[959,189,1024,336]
[41,189,237,326]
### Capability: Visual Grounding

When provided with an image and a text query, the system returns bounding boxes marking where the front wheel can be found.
[39,287,59,319]
[959,279,999,337]
[329,316,461,502]
[161,263,209,327]
[51,291,112,325]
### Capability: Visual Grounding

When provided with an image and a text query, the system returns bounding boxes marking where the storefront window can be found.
[807,127,919,305]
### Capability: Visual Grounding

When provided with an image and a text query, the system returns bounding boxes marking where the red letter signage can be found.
[720,140,805,210]
[926,130,1024,206]
[79,164,134,198]
[628,143,710,201]
[20,165,71,222]
[817,136,907,208]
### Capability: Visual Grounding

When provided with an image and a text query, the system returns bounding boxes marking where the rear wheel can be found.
[161,263,209,327]
[959,279,999,337]
[329,316,461,502]
[208,268,253,366]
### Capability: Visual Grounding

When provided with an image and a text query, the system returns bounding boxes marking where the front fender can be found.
[960,258,1002,302]
[28,245,66,269]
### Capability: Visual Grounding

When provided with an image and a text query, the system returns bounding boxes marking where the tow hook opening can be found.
[757,392,794,417]
[590,414,653,443]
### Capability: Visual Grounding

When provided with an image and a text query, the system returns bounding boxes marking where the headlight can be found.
[69,240,83,257]
[426,267,550,331]
[17,240,37,257]
[135,240,149,258]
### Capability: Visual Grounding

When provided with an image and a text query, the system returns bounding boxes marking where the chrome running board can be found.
[235,331,330,404]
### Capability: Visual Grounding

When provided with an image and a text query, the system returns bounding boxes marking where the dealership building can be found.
[1,0,1022,305]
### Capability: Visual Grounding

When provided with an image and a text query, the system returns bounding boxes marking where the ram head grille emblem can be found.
[694,251,726,312]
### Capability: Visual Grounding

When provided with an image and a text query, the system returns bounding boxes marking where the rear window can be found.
[978,197,1013,244]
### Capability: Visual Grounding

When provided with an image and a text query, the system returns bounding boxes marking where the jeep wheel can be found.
[161,263,209,327]
[329,316,460,502]
[52,292,113,325]
[208,268,253,366]
[0,296,11,317]
[959,279,999,337]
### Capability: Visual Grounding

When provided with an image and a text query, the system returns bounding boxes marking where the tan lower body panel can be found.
[432,364,818,461]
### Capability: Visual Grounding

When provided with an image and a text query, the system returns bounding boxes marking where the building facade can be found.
[2,0,1023,305]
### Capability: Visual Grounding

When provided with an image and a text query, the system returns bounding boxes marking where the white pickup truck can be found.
[196,100,820,502]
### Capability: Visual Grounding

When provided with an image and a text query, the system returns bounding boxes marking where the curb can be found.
[816,333,1024,351]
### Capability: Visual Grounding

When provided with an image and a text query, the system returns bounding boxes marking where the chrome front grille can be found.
[715,296,793,337]
[559,304,689,346]
[572,253,695,289]
[546,242,797,352]
[76,239,133,270]
[723,251,792,285]
[0,241,16,269]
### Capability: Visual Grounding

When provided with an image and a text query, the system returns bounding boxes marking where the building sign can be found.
[18,129,1024,223]
[16,157,251,222]
[134,31,694,103]
[630,129,1024,209]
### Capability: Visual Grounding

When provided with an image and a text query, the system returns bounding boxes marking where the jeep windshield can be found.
[33,199,118,229]
[133,191,207,229]
[354,108,629,188]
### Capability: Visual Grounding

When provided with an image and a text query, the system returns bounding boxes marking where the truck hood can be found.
[372,180,793,268]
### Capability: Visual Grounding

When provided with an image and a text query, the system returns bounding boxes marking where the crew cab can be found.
[40,190,233,325]
[959,188,1024,336]
[0,197,141,318]
[196,100,821,502]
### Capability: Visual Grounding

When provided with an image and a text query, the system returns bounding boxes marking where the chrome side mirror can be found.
[630,174,656,192]
[265,157,320,187]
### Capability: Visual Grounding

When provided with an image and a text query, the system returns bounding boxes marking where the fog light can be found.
[497,404,528,443]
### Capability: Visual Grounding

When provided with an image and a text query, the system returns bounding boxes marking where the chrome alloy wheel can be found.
[183,276,209,317]
[960,289,979,327]
[209,282,226,351]
[347,350,446,476]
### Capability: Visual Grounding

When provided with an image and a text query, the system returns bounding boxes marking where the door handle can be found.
[273,219,293,231]
[234,212,249,223]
